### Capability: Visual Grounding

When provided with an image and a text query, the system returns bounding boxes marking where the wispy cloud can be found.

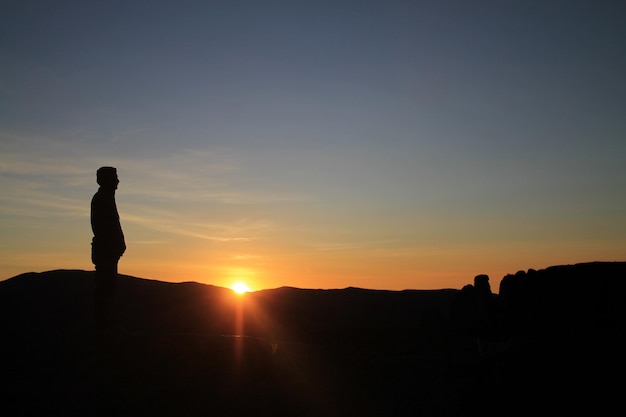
[124,209,264,242]
[309,239,400,253]
[0,129,309,222]
[228,254,263,260]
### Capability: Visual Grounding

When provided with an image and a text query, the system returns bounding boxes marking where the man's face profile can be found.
[97,167,119,189]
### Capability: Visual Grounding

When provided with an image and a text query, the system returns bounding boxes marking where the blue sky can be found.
[1,0,625,290]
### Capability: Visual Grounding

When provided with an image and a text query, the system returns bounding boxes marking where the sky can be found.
[1,0,625,292]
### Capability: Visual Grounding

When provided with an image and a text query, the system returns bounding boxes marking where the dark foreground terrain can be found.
[1,262,624,416]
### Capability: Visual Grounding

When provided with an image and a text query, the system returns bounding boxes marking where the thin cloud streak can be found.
[0,195,86,218]
[310,240,401,253]
[126,216,257,242]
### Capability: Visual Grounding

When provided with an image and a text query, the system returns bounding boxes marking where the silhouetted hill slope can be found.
[0,270,465,416]
[1,262,624,342]
[250,286,457,346]
[0,270,235,335]
[1,262,623,416]
[0,269,457,347]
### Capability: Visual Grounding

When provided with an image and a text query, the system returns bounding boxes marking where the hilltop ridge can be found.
[1,261,624,341]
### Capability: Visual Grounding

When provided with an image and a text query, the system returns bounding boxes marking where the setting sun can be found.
[231,281,251,294]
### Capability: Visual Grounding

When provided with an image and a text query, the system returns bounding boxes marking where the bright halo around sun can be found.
[231,281,251,294]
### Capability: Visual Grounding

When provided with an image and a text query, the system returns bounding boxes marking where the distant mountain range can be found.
[1,262,623,416]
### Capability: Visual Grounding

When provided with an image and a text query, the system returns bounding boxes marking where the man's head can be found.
[97,166,119,189]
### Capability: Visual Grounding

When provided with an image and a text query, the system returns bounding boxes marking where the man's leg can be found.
[94,261,118,329]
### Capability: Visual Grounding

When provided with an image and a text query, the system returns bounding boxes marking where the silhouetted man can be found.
[91,166,126,329]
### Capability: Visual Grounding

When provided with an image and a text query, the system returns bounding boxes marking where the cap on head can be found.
[97,166,118,186]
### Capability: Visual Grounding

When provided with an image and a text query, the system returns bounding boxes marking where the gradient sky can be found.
[1,0,625,291]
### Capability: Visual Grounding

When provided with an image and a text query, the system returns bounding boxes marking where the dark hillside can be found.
[0,270,457,344]
[0,262,623,416]
[249,286,457,347]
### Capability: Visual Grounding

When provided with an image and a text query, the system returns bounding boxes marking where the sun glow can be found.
[231,281,251,294]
